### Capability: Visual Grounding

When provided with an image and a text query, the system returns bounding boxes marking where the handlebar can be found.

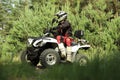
[77,39,89,45]
[43,27,57,37]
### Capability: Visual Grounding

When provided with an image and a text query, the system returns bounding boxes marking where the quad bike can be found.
[20,28,90,67]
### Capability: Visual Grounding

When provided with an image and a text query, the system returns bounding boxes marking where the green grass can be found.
[0,63,38,80]
[40,51,120,80]
[0,50,120,80]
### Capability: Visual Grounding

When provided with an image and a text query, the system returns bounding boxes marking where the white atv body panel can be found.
[71,45,80,53]
[72,44,90,53]
[33,37,58,47]
[42,37,58,43]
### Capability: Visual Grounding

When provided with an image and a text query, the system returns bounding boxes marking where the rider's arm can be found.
[60,20,71,29]
[52,26,59,30]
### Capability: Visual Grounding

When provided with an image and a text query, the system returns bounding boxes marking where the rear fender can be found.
[71,44,90,52]
[79,45,90,50]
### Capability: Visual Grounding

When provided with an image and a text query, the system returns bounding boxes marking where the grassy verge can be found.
[0,51,120,80]
[40,51,120,80]
[0,63,38,80]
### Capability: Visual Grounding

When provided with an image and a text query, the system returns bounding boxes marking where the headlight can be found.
[27,38,34,45]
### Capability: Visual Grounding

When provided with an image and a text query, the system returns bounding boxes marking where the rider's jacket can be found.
[56,20,72,37]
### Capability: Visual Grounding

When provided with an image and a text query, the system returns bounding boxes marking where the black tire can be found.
[31,58,39,66]
[20,50,39,66]
[40,49,60,67]
[75,54,89,66]
[20,50,28,63]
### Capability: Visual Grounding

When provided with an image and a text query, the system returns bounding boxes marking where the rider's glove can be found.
[52,18,58,24]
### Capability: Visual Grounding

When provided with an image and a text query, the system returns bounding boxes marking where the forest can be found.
[0,0,120,80]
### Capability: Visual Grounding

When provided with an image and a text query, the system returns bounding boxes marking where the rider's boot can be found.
[66,46,72,62]
[58,43,66,58]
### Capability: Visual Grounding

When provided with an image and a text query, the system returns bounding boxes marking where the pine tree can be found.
[0,3,5,30]
[105,0,120,17]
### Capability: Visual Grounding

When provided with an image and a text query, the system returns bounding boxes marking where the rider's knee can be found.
[65,38,72,46]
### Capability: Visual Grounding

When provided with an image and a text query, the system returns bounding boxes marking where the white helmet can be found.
[55,11,67,22]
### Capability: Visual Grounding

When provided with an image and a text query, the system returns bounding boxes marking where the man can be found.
[52,11,73,62]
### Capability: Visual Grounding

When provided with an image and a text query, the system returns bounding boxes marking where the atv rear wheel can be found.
[40,49,60,67]
[75,54,89,66]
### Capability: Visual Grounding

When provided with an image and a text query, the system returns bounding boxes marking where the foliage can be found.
[0,63,37,80]
[0,0,120,80]
[1,0,120,61]
[0,0,120,66]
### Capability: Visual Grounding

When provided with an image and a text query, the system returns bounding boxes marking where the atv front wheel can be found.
[40,49,60,67]
[20,50,39,66]
[21,50,30,63]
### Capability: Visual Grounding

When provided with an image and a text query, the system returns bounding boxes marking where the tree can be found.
[105,0,120,17]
